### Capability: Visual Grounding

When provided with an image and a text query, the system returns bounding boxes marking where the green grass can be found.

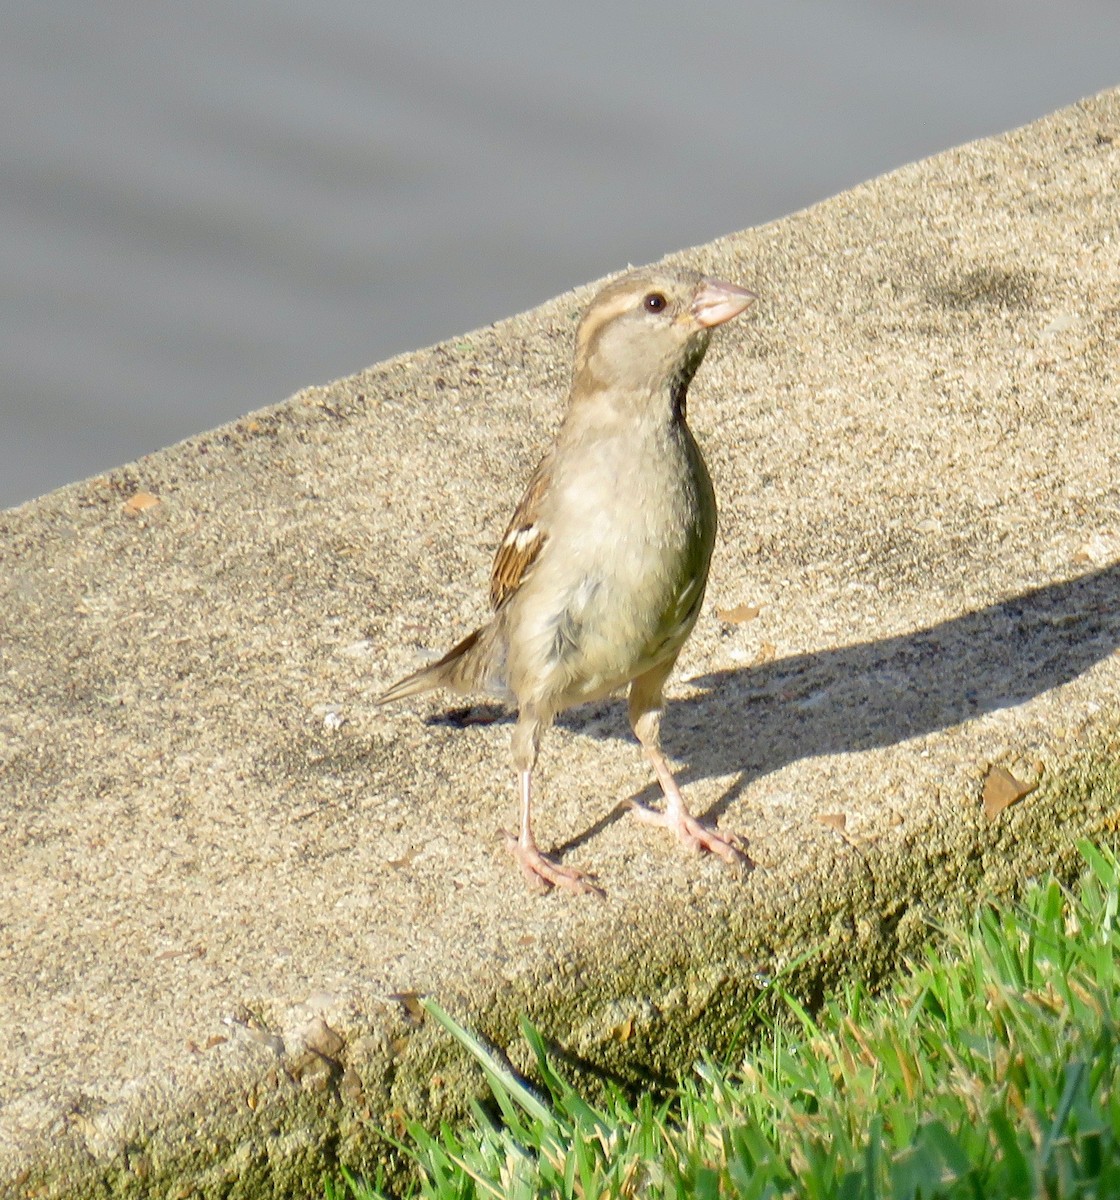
[332,841,1120,1198]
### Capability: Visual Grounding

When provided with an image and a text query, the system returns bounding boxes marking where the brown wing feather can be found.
[489,452,552,610]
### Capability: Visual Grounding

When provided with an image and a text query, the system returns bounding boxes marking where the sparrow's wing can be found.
[490,452,552,610]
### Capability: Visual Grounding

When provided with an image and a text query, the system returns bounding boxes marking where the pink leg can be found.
[628,745,746,865]
[505,716,603,896]
[626,660,747,866]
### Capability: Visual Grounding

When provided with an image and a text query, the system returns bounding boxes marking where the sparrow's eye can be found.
[643,292,668,313]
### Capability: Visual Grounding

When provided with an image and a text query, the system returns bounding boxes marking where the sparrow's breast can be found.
[508,421,716,712]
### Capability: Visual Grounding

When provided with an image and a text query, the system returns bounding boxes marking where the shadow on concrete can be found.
[428,563,1120,844]
[661,561,1120,820]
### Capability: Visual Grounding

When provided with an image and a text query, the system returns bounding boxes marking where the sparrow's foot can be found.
[504,831,604,897]
[626,799,749,867]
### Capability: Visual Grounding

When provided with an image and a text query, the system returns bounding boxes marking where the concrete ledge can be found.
[3,87,1120,1196]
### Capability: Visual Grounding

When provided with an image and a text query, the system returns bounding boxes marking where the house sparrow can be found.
[378,266,756,893]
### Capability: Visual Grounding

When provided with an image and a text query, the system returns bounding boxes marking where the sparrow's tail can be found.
[376,622,507,705]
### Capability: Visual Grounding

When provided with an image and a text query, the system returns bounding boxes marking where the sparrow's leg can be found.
[626,660,747,866]
[505,711,602,895]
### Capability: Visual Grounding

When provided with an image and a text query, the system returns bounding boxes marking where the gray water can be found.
[3,1,1118,510]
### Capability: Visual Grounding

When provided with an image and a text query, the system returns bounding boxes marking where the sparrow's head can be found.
[571,267,755,410]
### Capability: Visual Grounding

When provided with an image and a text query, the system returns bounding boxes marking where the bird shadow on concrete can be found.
[426,563,1120,855]
[553,561,1120,849]
[664,561,1120,821]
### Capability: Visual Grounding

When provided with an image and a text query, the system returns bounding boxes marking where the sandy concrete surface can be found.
[2,88,1120,1196]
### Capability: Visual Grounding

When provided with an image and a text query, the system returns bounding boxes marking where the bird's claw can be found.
[504,832,605,897]
[625,799,749,867]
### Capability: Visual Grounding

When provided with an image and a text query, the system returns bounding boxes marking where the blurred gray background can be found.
[3,1,1118,510]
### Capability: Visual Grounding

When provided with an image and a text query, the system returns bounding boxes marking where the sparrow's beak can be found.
[690,278,757,328]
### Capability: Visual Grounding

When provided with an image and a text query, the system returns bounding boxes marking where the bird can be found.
[378,265,756,894]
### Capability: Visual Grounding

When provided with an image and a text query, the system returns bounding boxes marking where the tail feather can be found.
[377,625,507,705]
